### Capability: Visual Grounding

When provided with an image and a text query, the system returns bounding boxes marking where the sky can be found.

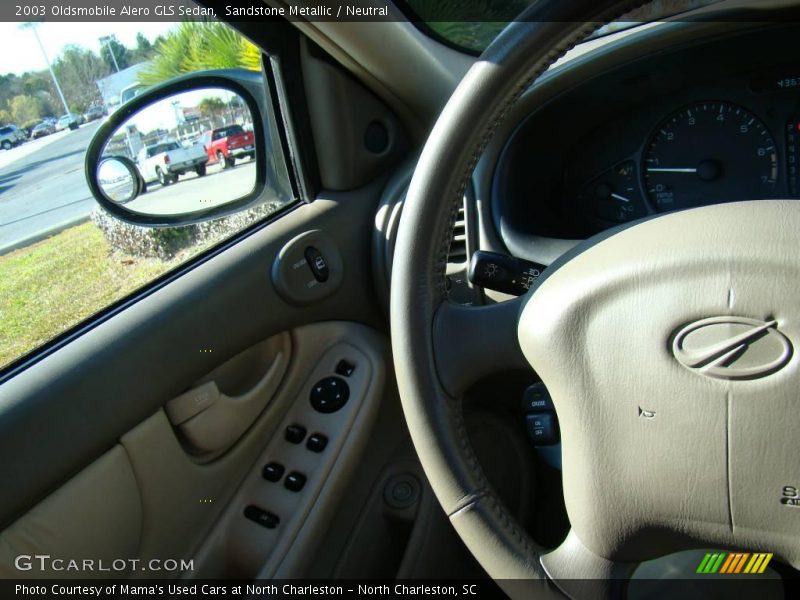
[0,22,178,76]
[122,88,241,134]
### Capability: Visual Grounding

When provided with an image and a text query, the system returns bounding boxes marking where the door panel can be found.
[0,321,388,579]
[0,183,385,531]
[0,447,141,579]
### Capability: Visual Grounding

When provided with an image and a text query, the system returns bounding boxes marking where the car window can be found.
[146,142,179,157]
[216,125,244,137]
[0,20,295,372]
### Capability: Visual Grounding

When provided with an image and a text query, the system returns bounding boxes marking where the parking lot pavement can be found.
[0,121,103,253]
[0,127,82,170]
[127,160,258,215]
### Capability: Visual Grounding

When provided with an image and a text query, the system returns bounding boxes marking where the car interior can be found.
[1,0,799,597]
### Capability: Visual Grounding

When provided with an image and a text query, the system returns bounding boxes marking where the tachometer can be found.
[643,102,778,211]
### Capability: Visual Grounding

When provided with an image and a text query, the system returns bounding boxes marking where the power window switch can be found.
[244,505,279,529]
[262,462,285,482]
[285,424,306,444]
[285,471,307,492]
[525,413,559,446]
[306,433,328,453]
[335,359,356,377]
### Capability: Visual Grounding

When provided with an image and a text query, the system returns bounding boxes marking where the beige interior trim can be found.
[0,446,141,579]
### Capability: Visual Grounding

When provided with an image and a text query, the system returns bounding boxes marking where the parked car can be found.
[55,114,80,132]
[31,121,56,139]
[119,83,147,106]
[0,124,26,150]
[83,105,105,122]
[200,125,255,169]
[136,140,209,186]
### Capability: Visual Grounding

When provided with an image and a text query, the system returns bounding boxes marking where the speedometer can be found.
[642,101,778,211]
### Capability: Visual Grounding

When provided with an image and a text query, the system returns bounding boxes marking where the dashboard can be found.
[491,23,800,248]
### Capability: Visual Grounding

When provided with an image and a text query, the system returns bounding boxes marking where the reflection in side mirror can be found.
[97,158,139,204]
[98,87,257,218]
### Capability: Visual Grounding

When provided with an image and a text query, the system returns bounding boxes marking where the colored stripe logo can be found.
[696,552,773,574]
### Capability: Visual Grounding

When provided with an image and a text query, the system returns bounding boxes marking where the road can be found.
[0,124,258,253]
[0,122,102,253]
[127,159,256,216]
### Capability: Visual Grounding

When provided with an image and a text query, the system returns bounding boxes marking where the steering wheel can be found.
[390,0,800,596]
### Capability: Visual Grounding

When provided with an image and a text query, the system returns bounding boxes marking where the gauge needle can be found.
[646,167,698,173]
[610,192,631,203]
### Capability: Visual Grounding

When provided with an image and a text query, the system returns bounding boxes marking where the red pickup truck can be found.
[201,125,255,169]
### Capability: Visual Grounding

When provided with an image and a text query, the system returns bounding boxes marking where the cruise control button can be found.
[521,383,555,413]
[525,413,559,446]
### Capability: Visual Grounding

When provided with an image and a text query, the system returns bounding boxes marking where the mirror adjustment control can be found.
[304,246,329,283]
[285,424,307,444]
[469,251,546,296]
[244,505,279,529]
[262,462,285,482]
[310,377,350,413]
[285,471,307,492]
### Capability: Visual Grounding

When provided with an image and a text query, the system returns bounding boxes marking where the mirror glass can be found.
[100,87,257,216]
[97,158,137,204]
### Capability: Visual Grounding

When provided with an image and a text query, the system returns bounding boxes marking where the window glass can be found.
[0,20,294,371]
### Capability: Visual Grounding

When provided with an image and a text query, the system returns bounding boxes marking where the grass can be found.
[0,222,190,369]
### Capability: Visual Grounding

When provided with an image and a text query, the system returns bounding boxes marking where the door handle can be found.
[165,342,290,456]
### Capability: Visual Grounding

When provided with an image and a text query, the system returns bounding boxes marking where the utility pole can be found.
[99,35,120,73]
[20,22,70,116]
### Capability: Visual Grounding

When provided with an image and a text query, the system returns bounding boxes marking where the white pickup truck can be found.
[136,141,209,186]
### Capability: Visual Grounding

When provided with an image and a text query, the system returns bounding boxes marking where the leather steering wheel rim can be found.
[390,0,661,593]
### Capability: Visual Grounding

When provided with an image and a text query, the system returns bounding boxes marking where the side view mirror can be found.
[96,157,143,204]
[85,70,283,227]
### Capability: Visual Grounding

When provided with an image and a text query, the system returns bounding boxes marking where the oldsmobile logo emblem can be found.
[672,316,792,380]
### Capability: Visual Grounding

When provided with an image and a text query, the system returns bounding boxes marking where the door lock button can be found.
[285,424,307,444]
[304,246,329,283]
[285,471,307,492]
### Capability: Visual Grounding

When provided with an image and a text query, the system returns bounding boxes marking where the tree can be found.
[100,35,130,72]
[9,94,46,124]
[53,45,109,113]
[135,32,152,54]
[130,32,154,63]
[198,97,226,119]
[139,22,261,86]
